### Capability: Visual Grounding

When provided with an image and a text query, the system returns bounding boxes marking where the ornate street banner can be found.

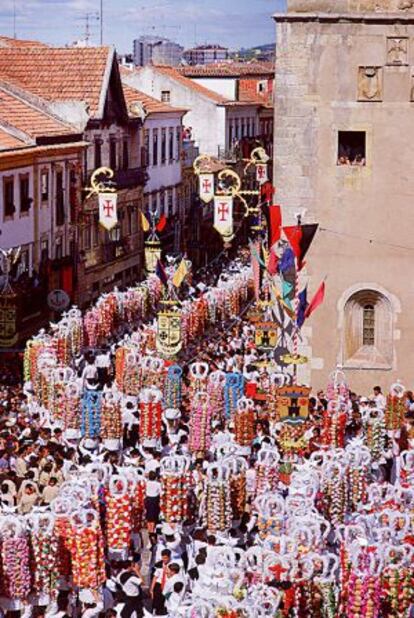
[156,310,182,357]
[145,239,161,274]
[199,173,214,203]
[99,192,118,231]
[213,195,233,240]
[0,293,18,347]
[276,385,311,423]
[255,321,278,350]
[256,163,268,185]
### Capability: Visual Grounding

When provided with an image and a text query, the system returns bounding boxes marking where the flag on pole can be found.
[250,239,262,300]
[156,214,167,233]
[268,204,282,250]
[172,259,188,288]
[282,280,294,311]
[141,211,150,232]
[279,246,295,274]
[296,287,308,328]
[156,259,168,287]
[261,181,275,203]
[270,283,296,320]
[283,224,319,270]
[305,281,325,319]
[248,239,266,268]
[268,250,278,276]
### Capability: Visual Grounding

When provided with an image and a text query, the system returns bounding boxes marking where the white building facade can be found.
[123,66,228,157]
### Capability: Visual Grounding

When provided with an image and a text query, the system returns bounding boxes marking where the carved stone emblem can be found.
[387,37,408,65]
[358,67,383,101]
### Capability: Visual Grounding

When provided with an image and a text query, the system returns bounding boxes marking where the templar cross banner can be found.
[99,192,118,231]
[199,173,214,203]
[213,195,233,240]
[256,164,268,185]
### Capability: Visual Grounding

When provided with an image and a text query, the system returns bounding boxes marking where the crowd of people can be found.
[0,254,413,618]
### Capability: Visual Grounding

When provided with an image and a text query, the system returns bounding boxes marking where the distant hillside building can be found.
[183,45,229,66]
[133,36,184,67]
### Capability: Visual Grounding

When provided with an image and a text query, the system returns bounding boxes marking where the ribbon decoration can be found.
[164,365,183,409]
[224,373,244,419]
[81,391,102,438]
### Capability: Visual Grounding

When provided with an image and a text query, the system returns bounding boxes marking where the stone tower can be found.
[274,0,414,391]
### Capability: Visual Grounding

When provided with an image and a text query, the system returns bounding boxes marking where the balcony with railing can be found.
[84,157,148,197]
[113,166,148,189]
[101,240,125,264]
[219,136,273,163]
[182,139,199,168]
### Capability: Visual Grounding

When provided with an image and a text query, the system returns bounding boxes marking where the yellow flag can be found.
[141,211,150,232]
[172,259,188,288]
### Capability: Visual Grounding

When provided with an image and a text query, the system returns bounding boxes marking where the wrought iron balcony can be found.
[113,166,148,189]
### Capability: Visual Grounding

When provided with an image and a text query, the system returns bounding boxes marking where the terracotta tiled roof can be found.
[0,36,48,49]
[224,101,262,107]
[0,141,88,160]
[0,47,112,117]
[179,61,274,78]
[238,78,274,106]
[153,65,229,104]
[0,85,78,141]
[122,82,186,116]
[0,128,26,150]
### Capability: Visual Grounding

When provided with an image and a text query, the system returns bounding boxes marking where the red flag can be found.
[283,224,318,270]
[250,239,262,301]
[261,181,275,203]
[304,281,325,319]
[156,214,167,233]
[268,250,279,276]
[269,204,282,248]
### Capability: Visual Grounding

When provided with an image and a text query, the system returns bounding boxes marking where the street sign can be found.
[47,289,70,312]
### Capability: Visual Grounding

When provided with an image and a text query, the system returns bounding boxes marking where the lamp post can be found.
[0,248,21,347]
[193,147,270,248]
[143,207,162,276]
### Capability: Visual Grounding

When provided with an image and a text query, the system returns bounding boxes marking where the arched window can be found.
[343,290,393,369]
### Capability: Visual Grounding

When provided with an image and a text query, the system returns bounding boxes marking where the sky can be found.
[0,0,286,53]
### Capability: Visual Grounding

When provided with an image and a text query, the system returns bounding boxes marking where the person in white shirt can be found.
[95,347,111,387]
[81,357,99,390]
[79,589,103,618]
[163,563,186,602]
[145,470,161,534]
[115,566,143,618]
[166,581,185,615]
[373,386,386,410]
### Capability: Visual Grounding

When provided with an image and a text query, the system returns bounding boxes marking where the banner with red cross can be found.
[99,192,118,231]
[199,173,214,203]
[213,195,233,239]
[256,164,268,185]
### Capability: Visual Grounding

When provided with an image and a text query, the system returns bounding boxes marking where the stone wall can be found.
[274,11,414,392]
[287,0,414,12]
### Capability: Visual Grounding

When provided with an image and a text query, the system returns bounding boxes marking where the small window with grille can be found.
[362,304,375,346]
